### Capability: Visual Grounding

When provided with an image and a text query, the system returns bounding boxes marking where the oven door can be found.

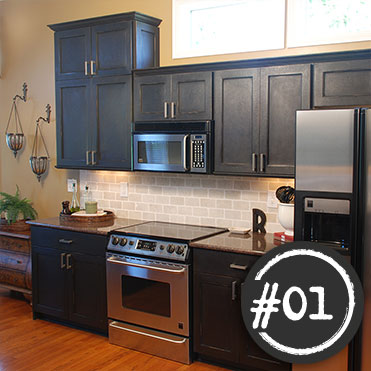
[106,254,189,336]
[133,134,189,172]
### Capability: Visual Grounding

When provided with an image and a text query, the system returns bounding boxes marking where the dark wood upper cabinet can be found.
[133,71,212,122]
[50,13,161,81]
[314,59,371,107]
[50,12,161,170]
[91,75,132,169]
[91,22,132,77]
[56,79,90,168]
[54,28,90,81]
[260,64,310,177]
[214,69,260,175]
[214,64,310,177]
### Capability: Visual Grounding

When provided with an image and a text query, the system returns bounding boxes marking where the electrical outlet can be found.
[267,191,278,208]
[120,182,128,197]
[67,179,77,192]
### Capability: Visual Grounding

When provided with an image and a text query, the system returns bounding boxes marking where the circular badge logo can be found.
[241,242,364,364]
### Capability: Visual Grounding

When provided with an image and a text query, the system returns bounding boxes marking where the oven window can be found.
[138,141,181,165]
[122,276,171,317]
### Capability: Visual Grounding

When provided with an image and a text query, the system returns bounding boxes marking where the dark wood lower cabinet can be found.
[193,248,290,371]
[31,227,107,333]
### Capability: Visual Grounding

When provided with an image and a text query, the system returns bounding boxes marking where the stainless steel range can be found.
[106,221,226,364]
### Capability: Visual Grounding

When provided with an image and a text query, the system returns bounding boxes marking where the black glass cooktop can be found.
[113,221,227,242]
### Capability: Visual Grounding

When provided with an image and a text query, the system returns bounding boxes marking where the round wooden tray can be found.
[59,210,115,225]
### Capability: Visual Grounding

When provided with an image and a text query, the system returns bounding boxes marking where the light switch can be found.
[267,191,278,208]
[120,182,128,197]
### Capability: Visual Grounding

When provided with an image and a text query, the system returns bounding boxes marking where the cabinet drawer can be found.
[0,235,30,254]
[193,248,258,278]
[0,268,27,289]
[31,226,107,256]
[0,250,29,271]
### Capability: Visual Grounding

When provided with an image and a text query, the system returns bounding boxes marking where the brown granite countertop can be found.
[190,231,282,256]
[27,217,145,235]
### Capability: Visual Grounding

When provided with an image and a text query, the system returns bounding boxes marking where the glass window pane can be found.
[122,275,171,317]
[287,0,371,47]
[173,0,285,58]
[138,141,182,165]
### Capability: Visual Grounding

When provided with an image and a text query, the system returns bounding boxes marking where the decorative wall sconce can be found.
[5,83,28,157]
[30,104,51,182]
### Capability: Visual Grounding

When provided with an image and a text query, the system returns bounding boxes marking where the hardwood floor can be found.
[0,289,228,371]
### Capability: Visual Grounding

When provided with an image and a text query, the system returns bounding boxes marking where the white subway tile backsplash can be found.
[80,171,294,233]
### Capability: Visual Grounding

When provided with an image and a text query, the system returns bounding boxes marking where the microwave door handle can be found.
[107,256,186,274]
[183,135,189,171]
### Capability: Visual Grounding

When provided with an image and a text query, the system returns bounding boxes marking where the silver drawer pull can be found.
[60,253,66,269]
[59,239,73,244]
[110,322,187,344]
[260,153,265,172]
[170,102,176,119]
[164,102,169,119]
[252,153,257,172]
[230,263,248,271]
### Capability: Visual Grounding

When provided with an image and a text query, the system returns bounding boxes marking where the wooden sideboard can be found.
[0,230,31,300]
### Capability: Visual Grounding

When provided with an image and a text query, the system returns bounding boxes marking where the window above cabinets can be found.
[172,0,371,59]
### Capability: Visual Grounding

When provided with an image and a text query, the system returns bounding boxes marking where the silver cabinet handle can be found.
[84,61,89,76]
[252,153,257,172]
[230,263,248,271]
[59,239,73,244]
[260,153,265,172]
[183,134,189,171]
[86,151,91,165]
[170,102,176,119]
[232,281,237,301]
[60,253,66,269]
[164,102,169,119]
[92,150,96,165]
[90,60,96,75]
[66,254,72,270]
[110,322,187,344]
[107,257,186,274]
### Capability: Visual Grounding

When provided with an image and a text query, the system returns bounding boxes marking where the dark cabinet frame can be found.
[31,227,107,333]
[133,71,212,122]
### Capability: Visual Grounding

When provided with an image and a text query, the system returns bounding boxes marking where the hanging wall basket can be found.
[5,83,28,157]
[30,104,51,182]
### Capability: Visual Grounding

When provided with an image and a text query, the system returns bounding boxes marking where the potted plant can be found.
[0,186,37,232]
[276,186,295,237]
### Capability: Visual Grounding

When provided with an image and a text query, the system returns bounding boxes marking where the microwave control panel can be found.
[191,134,207,173]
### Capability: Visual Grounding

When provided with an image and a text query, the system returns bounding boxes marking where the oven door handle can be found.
[107,257,186,274]
[110,321,187,344]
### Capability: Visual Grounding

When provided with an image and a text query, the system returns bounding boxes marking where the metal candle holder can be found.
[30,104,51,182]
[5,83,28,157]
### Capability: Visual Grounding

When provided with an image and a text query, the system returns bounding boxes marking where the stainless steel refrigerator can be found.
[294,108,370,371]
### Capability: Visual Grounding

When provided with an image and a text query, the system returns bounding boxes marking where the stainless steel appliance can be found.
[106,221,226,364]
[295,108,370,371]
[132,121,212,173]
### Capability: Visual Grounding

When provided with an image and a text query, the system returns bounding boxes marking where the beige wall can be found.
[0,0,369,218]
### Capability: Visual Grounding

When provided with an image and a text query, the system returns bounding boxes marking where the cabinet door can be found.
[56,79,91,168]
[92,22,132,77]
[68,253,107,332]
[260,64,310,177]
[32,246,67,319]
[133,74,171,122]
[134,21,159,70]
[171,72,212,121]
[193,272,240,363]
[91,75,132,169]
[54,28,91,81]
[314,60,371,107]
[214,69,260,174]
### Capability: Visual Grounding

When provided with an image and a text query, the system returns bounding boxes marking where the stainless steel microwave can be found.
[132,121,213,173]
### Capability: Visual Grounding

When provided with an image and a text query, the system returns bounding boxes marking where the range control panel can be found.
[191,134,207,172]
[107,234,189,261]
